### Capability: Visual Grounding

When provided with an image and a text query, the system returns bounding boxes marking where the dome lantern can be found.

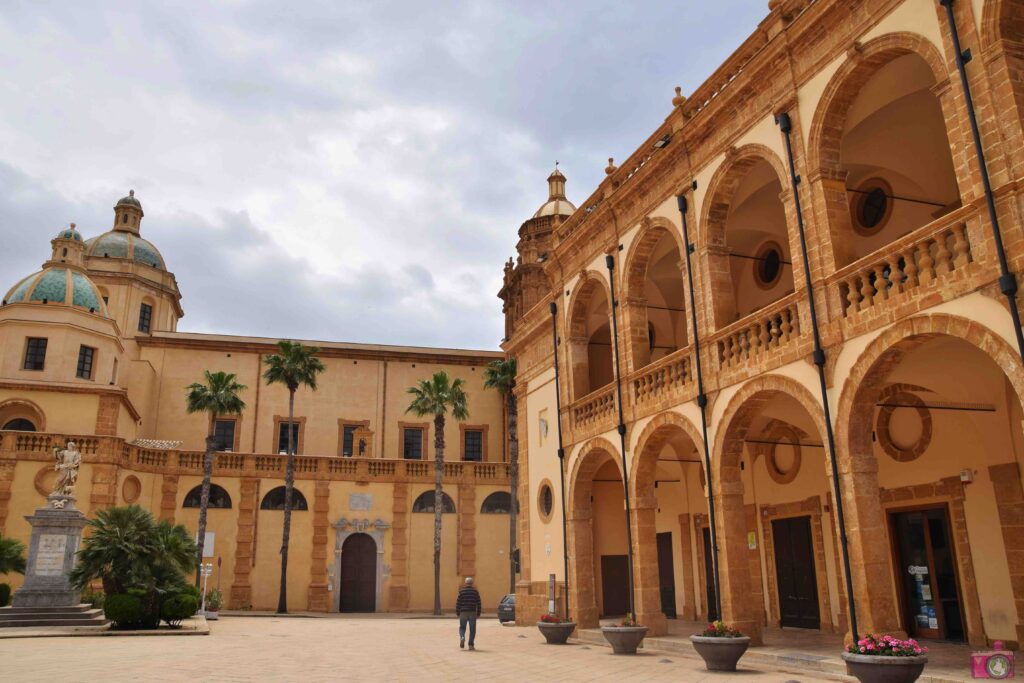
[113,189,144,235]
[533,165,577,219]
[50,223,87,268]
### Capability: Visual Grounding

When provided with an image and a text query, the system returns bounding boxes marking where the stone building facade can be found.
[0,193,512,613]
[501,0,1024,649]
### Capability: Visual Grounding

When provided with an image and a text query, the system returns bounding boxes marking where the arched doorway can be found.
[340,533,377,613]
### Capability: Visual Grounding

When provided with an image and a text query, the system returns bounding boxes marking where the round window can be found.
[852,179,893,235]
[753,241,784,289]
[538,481,554,522]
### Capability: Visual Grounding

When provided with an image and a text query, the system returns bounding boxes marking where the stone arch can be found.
[630,410,704,500]
[981,0,1024,49]
[806,32,948,178]
[833,313,1024,642]
[566,436,622,629]
[622,217,689,371]
[710,374,826,643]
[566,271,615,399]
[698,144,795,328]
[0,398,46,432]
[698,144,791,249]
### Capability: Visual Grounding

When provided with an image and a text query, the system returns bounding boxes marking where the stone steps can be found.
[0,604,107,628]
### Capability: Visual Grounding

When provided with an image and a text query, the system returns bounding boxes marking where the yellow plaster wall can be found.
[524,369,566,581]
[249,479,316,611]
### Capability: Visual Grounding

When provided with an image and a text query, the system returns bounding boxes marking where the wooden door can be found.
[600,555,629,617]
[772,516,820,629]
[702,527,718,621]
[890,507,965,641]
[340,533,376,613]
[656,532,677,618]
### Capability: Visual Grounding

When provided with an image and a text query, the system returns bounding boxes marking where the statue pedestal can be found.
[12,495,87,608]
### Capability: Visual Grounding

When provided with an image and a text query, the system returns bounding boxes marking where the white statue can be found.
[51,441,81,499]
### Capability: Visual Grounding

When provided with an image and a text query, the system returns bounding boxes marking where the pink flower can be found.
[859,647,866,653]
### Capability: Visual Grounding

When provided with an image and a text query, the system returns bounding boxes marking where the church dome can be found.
[533,168,576,219]
[86,231,165,270]
[3,266,107,314]
[55,225,83,242]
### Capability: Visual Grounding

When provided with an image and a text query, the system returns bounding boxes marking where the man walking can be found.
[456,576,482,650]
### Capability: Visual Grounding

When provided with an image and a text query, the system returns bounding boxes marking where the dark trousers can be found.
[459,612,477,645]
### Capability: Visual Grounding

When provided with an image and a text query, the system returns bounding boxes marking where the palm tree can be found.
[185,371,246,585]
[483,358,518,594]
[69,505,196,595]
[0,532,26,576]
[263,340,325,614]
[405,370,469,615]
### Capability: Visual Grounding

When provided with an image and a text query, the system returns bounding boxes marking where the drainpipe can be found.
[776,111,860,642]
[550,301,572,621]
[938,0,1024,363]
[605,253,638,620]
[675,193,723,621]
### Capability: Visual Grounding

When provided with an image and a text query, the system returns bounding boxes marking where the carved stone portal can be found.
[329,517,390,613]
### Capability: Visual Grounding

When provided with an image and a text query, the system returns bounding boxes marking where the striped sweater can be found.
[455,586,482,616]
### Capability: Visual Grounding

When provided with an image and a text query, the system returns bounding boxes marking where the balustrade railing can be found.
[833,210,974,318]
[630,347,693,406]
[571,385,616,430]
[713,294,803,368]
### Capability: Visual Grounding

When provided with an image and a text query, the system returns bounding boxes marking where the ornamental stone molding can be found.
[329,517,390,613]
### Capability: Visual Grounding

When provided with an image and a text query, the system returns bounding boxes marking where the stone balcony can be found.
[0,431,511,486]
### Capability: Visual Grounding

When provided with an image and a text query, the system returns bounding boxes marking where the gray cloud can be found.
[0,1,765,349]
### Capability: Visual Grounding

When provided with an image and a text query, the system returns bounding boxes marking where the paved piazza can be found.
[0,616,835,682]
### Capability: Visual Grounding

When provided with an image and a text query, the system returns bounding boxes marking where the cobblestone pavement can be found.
[0,616,839,682]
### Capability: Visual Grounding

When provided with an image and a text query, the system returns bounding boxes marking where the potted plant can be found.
[205,588,223,620]
[537,612,576,644]
[690,620,751,671]
[842,634,928,683]
[600,613,648,654]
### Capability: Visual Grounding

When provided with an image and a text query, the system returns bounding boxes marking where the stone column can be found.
[714,479,763,644]
[307,479,331,612]
[630,495,667,635]
[989,462,1024,644]
[0,460,16,533]
[388,482,410,611]
[228,478,259,610]
[87,464,118,517]
[94,394,120,437]
[567,510,599,629]
[457,484,476,578]
[159,475,178,522]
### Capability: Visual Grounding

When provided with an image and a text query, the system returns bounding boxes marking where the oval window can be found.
[753,242,784,289]
[538,481,555,522]
[852,179,893,235]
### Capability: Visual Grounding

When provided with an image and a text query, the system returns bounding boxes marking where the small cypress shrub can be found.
[161,594,199,628]
[0,583,11,607]
[104,593,144,629]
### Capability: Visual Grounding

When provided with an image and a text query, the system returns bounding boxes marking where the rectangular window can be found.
[138,302,153,333]
[213,419,236,452]
[342,424,357,457]
[23,338,47,371]
[463,429,483,462]
[76,345,96,379]
[277,422,300,454]
[403,428,423,460]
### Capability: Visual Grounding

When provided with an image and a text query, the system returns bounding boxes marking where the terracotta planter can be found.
[600,625,648,654]
[537,621,576,644]
[690,635,751,671]
[842,652,927,683]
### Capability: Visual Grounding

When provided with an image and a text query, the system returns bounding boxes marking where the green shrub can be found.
[127,588,161,629]
[161,594,198,628]
[205,588,223,611]
[104,593,143,629]
[181,584,202,602]
[0,582,11,607]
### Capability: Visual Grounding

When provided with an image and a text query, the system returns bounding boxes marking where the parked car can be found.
[497,594,515,623]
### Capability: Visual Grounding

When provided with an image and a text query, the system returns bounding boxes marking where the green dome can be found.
[3,267,107,314]
[55,226,83,242]
[116,189,143,213]
[86,231,165,270]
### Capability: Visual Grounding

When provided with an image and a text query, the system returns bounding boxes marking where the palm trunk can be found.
[507,390,518,595]
[433,413,445,616]
[277,389,296,614]
[195,416,217,587]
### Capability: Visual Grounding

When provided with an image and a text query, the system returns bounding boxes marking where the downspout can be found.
[776,111,860,642]
[938,0,1024,363]
[605,253,637,620]
[550,301,571,620]
[675,194,723,620]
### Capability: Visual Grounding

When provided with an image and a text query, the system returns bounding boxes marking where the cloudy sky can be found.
[0,1,765,350]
